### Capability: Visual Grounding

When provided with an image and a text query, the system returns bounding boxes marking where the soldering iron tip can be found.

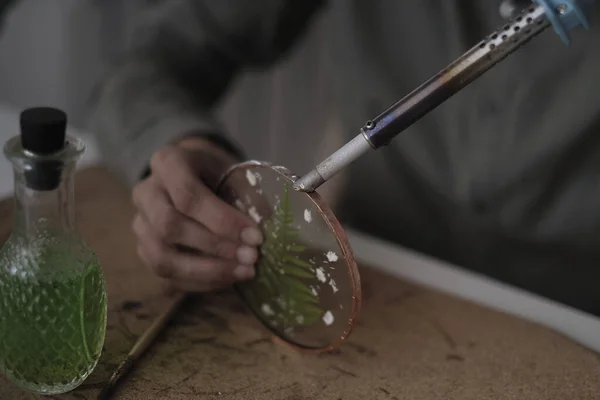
[294,169,325,193]
[292,182,305,191]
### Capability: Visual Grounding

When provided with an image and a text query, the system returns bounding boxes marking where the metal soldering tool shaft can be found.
[294,5,551,192]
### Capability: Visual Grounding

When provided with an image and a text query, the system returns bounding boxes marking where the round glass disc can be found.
[216,161,361,352]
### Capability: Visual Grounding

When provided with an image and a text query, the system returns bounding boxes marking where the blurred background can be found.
[0,0,343,200]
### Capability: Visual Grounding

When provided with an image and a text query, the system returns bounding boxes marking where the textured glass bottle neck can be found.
[12,163,77,240]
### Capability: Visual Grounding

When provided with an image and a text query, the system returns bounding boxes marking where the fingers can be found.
[132,143,267,294]
[132,179,254,262]
[133,216,256,284]
[150,145,262,244]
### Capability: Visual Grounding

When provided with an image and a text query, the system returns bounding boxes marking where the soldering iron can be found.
[293,0,596,192]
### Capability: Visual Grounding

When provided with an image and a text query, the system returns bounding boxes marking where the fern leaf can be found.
[240,180,325,329]
[281,265,314,279]
[282,254,312,268]
[288,244,306,252]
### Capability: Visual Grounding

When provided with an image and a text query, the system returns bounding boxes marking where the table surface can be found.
[0,166,599,400]
[1,102,598,354]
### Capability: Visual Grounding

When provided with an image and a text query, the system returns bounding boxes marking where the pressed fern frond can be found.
[239,181,324,330]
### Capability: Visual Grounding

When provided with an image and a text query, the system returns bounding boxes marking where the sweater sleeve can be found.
[85,0,326,184]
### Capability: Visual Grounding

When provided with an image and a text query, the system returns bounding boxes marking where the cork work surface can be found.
[0,166,599,400]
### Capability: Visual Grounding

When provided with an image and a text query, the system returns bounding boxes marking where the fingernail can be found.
[236,246,258,265]
[233,265,255,280]
[241,227,263,246]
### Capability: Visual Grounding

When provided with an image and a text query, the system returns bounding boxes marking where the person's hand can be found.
[131,137,263,293]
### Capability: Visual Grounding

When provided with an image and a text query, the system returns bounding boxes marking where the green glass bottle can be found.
[0,107,107,395]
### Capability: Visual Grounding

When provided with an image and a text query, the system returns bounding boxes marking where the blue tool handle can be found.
[533,0,595,44]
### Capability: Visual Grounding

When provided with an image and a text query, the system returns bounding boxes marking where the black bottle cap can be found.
[20,107,67,155]
[19,107,68,191]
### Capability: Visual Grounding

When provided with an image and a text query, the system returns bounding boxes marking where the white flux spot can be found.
[329,278,338,293]
[322,310,334,326]
[261,303,274,316]
[248,206,262,223]
[234,199,245,211]
[311,287,318,296]
[296,315,304,324]
[315,267,327,283]
[246,169,257,186]
[326,251,338,262]
[304,209,312,223]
